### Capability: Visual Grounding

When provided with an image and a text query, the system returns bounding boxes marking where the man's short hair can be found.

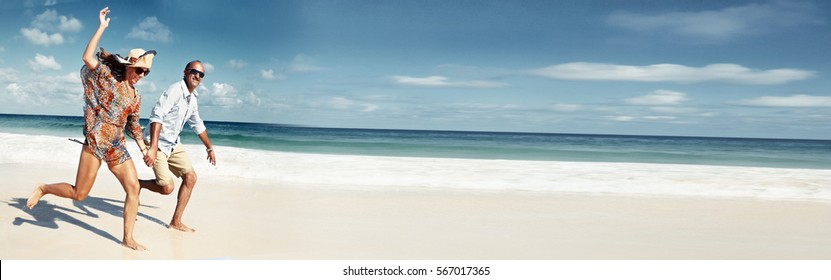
[186,60,202,69]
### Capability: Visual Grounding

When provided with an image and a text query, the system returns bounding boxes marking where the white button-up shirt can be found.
[143,80,207,156]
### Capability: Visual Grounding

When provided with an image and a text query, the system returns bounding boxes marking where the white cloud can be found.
[649,106,697,114]
[32,10,83,32]
[136,81,158,93]
[391,75,507,88]
[5,83,36,104]
[56,72,80,83]
[203,63,215,73]
[392,76,447,86]
[531,62,813,85]
[1,72,81,106]
[643,116,678,121]
[227,59,247,69]
[59,17,83,32]
[609,115,678,122]
[552,104,582,112]
[20,27,64,46]
[127,17,172,43]
[327,97,378,112]
[289,54,329,72]
[363,104,379,112]
[260,69,285,80]
[27,53,62,71]
[0,68,19,82]
[199,82,261,108]
[20,10,82,47]
[607,1,822,41]
[610,116,636,122]
[449,103,522,111]
[31,10,58,30]
[207,83,241,107]
[734,94,831,107]
[244,92,262,107]
[261,69,274,80]
[328,97,353,109]
[626,89,688,106]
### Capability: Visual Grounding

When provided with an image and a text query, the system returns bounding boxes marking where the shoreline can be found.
[3,132,830,202]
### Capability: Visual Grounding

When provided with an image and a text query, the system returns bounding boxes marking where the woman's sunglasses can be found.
[135,68,150,76]
[188,68,205,78]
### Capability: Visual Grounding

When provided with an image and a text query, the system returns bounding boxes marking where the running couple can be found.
[26,7,216,251]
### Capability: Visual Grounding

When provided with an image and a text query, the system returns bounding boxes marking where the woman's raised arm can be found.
[82,7,111,70]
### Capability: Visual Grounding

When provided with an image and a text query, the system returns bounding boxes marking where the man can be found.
[140,60,216,232]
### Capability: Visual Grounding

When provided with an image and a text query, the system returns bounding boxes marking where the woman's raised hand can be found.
[99,7,110,28]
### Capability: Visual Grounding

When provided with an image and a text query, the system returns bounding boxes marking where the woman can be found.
[26,7,155,251]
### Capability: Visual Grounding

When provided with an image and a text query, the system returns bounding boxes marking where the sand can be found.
[2,163,830,260]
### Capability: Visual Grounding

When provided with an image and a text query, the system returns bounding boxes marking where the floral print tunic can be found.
[80,63,142,164]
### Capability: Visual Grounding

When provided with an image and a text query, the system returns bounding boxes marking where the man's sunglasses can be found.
[188,68,205,78]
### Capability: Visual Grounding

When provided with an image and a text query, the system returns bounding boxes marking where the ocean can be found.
[2,113,831,201]
[1,113,829,169]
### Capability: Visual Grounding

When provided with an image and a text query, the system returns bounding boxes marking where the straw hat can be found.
[115,48,156,69]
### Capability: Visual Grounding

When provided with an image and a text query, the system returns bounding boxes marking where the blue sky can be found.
[0,0,829,139]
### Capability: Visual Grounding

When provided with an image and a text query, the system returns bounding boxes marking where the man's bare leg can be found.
[139,179,174,195]
[169,171,196,232]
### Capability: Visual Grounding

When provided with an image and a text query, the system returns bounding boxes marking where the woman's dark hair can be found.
[96,47,126,81]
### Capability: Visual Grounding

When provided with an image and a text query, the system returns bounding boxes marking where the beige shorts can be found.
[151,143,194,187]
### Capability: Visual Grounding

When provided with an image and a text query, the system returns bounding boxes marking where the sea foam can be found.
[2,132,830,202]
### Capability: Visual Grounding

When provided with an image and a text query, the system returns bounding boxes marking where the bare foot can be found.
[169,223,196,233]
[122,239,147,251]
[26,184,46,209]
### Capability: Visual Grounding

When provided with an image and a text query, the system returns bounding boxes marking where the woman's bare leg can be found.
[108,159,146,251]
[27,146,101,209]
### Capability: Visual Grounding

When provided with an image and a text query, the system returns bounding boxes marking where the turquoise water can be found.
[1,113,829,169]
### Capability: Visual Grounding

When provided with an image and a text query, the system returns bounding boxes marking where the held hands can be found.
[99,7,111,28]
[143,148,157,167]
